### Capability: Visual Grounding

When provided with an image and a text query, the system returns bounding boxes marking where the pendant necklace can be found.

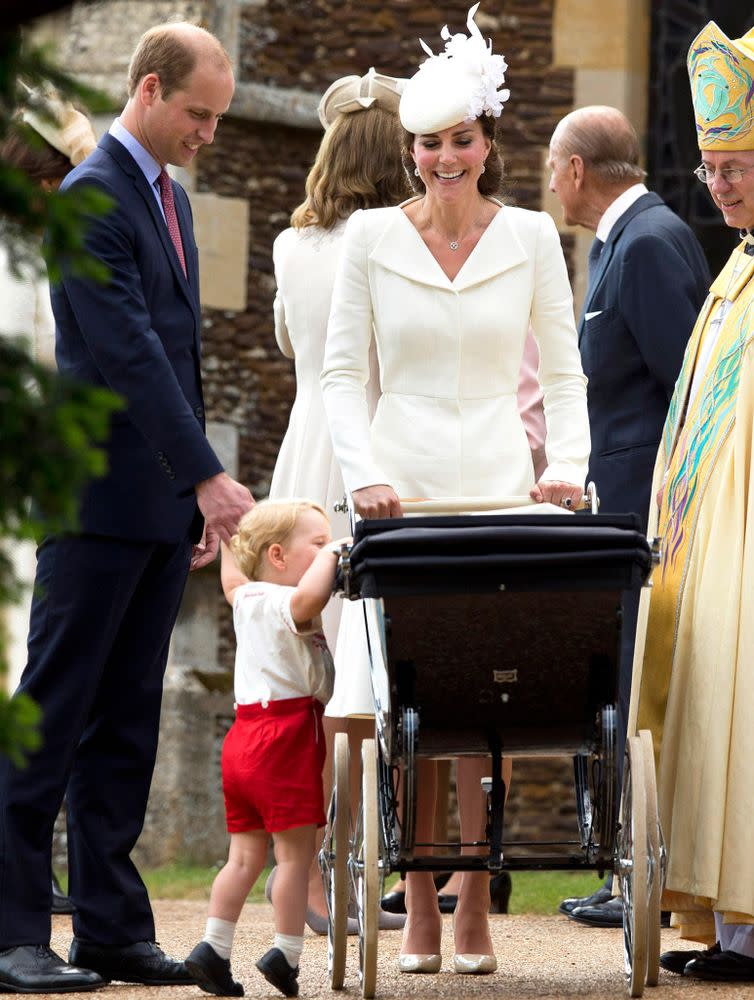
[421,206,484,252]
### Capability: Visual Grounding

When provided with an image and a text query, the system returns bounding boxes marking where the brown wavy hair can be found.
[401,114,505,198]
[291,105,410,230]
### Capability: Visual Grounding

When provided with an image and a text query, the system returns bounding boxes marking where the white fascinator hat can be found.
[318,67,406,129]
[399,2,511,135]
[21,84,97,166]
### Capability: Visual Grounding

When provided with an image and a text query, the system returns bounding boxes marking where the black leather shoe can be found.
[51,874,75,916]
[255,948,298,998]
[185,942,243,996]
[381,873,452,915]
[684,949,754,981]
[0,945,104,993]
[438,893,457,914]
[380,889,406,914]
[68,939,195,985]
[559,883,612,916]
[659,942,720,975]
[568,895,623,927]
[489,872,512,914]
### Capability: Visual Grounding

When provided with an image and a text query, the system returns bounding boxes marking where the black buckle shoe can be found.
[185,942,243,996]
[568,895,624,927]
[68,939,195,985]
[684,949,754,982]
[558,883,612,916]
[255,948,299,998]
[659,942,720,976]
[0,945,104,993]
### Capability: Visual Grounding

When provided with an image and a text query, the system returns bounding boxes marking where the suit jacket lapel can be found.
[579,192,665,333]
[100,135,198,317]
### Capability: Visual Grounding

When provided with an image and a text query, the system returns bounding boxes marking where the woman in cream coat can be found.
[321,4,590,976]
[267,69,410,934]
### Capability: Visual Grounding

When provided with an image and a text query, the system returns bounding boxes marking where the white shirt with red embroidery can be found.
[232,581,334,707]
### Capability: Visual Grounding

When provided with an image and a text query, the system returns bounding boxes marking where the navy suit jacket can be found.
[52,133,222,543]
[579,192,710,529]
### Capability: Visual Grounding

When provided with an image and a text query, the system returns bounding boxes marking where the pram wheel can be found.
[619,734,649,997]
[320,732,349,989]
[639,729,663,987]
[352,739,380,998]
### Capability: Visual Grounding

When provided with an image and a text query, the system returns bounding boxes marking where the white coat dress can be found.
[321,200,590,715]
[269,223,379,658]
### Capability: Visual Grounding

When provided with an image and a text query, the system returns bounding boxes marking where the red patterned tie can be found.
[157,168,187,276]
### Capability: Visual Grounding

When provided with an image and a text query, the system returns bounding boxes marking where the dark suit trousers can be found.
[0,533,191,947]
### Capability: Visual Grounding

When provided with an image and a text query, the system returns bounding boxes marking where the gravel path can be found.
[51,901,754,1000]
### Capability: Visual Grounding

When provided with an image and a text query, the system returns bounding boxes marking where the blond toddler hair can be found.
[230,499,328,581]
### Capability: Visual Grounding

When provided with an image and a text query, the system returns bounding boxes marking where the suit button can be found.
[194,406,204,419]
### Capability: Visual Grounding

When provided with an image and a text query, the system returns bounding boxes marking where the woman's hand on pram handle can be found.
[529,479,584,509]
[352,484,403,519]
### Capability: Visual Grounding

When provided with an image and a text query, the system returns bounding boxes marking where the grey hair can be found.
[554,106,646,183]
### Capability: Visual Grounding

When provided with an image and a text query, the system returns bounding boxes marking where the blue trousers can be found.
[0,533,191,947]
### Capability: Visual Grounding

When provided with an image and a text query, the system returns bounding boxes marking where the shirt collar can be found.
[596,183,649,243]
[109,118,162,189]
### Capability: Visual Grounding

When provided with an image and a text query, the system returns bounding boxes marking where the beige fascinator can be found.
[318,67,406,129]
[21,85,97,166]
[400,2,510,134]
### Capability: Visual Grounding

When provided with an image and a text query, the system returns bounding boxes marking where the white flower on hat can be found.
[418,3,510,122]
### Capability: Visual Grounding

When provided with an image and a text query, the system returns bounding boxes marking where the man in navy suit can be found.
[546,105,710,927]
[0,23,253,992]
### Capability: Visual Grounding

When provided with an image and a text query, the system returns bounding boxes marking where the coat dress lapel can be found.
[368,203,528,292]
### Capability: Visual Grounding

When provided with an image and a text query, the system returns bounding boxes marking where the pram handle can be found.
[334,482,599,519]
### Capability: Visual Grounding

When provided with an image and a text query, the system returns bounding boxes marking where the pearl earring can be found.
[414,167,420,177]
[480,164,486,174]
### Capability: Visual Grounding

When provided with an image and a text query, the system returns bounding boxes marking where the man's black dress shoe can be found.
[185,942,243,996]
[684,949,754,981]
[659,942,720,975]
[0,945,104,993]
[68,938,195,985]
[255,948,298,998]
[381,873,451,915]
[51,874,75,916]
[569,895,623,927]
[489,871,513,914]
[559,883,612,916]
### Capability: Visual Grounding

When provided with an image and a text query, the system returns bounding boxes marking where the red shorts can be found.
[222,696,326,833]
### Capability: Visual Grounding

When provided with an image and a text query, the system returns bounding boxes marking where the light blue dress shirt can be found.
[109,118,166,222]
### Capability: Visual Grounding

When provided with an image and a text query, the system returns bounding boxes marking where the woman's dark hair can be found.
[0,128,72,184]
[401,114,504,198]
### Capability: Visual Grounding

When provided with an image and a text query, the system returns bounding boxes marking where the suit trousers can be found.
[0,532,192,947]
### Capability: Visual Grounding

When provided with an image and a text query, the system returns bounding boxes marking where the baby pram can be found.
[321,493,662,998]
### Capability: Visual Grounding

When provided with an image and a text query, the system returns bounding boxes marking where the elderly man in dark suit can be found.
[546,105,710,927]
[0,22,253,993]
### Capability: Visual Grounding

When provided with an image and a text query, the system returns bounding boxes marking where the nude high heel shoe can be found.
[398,954,442,974]
[452,953,497,974]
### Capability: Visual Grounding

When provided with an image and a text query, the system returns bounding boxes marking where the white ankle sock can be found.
[273,933,303,968]
[204,917,236,960]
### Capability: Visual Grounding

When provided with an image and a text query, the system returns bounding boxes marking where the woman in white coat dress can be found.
[267,69,410,931]
[321,5,590,975]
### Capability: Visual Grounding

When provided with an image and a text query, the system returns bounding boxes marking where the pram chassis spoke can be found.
[619,734,649,998]
[639,729,663,987]
[352,739,380,999]
[320,732,349,990]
